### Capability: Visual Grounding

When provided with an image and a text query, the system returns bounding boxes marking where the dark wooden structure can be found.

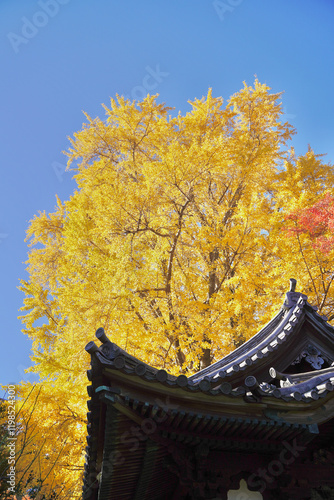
[83,281,334,499]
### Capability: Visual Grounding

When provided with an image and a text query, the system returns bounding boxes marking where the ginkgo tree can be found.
[16,81,334,498]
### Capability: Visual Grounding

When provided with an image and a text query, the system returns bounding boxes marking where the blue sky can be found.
[1,0,334,393]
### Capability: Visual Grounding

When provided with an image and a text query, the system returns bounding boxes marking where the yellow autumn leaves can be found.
[15,80,334,498]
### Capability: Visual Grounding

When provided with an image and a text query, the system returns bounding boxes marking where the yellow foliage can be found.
[17,82,334,498]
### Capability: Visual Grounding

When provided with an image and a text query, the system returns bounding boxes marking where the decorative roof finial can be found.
[290,278,297,292]
[283,278,307,309]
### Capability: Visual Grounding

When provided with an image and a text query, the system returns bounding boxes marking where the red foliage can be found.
[284,193,334,254]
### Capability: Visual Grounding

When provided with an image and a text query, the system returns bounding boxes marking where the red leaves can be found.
[284,194,334,254]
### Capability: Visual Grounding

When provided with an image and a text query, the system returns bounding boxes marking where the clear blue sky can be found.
[1,0,334,393]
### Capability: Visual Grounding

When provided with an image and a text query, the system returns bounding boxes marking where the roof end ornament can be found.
[289,278,297,292]
[283,278,307,310]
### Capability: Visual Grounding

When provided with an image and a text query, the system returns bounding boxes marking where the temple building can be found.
[83,281,334,499]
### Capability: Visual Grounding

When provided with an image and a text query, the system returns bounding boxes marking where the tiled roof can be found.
[85,291,334,405]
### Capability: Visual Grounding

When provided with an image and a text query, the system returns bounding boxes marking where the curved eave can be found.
[190,295,333,385]
[189,306,289,383]
[84,295,334,402]
[86,348,334,426]
[85,301,301,397]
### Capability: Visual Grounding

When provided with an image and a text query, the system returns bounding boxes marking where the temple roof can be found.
[82,281,334,499]
[85,284,334,411]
